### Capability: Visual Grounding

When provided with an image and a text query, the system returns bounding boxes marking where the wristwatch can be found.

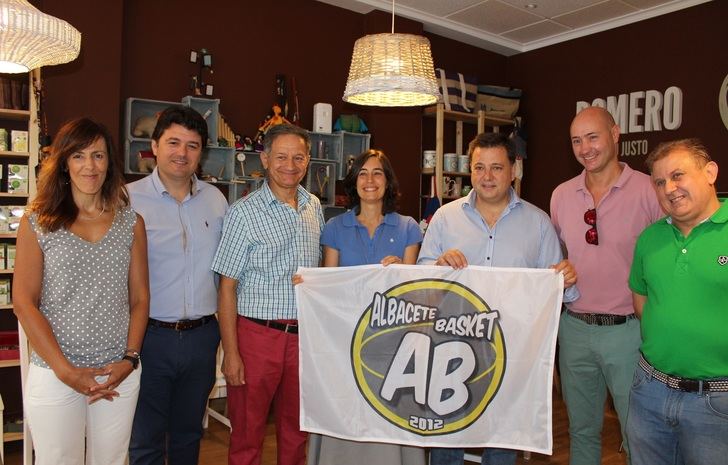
[122,354,140,369]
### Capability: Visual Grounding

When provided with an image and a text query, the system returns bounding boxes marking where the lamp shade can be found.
[343,33,440,107]
[0,0,81,73]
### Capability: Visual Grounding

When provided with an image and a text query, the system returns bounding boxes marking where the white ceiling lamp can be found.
[343,0,440,107]
[0,0,81,73]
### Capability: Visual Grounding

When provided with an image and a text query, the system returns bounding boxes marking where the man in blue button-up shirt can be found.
[127,106,228,465]
[418,132,578,465]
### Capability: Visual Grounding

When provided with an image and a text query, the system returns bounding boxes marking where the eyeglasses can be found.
[584,208,598,245]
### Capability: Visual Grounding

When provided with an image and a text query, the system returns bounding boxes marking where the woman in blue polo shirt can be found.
[321,149,421,267]
[307,149,424,465]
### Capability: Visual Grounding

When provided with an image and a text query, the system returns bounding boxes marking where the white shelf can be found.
[0,151,30,158]
[3,431,23,443]
[0,359,20,368]
[0,193,28,198]
[0,108,31,121]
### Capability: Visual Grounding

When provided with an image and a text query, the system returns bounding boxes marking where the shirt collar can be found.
[462,187,521,213]
[663,199,727,226]
[150,167,200,200]
[575,162,634,192]
[711,200,728,224]
[341,208,396,227]
[260,180,311,211]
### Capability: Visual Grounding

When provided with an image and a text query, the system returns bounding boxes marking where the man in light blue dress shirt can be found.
[212,124,324,465]
[127,106,228,465]
[418,132,578,465]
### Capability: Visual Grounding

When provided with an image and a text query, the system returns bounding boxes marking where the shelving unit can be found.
[309,131,370,180]
[0,70,39,462]
[421,104,512,211]
[306,158,337,206]
[124,98,370,205]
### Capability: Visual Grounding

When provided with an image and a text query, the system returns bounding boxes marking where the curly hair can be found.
[343,149,400,214]
[29,117,128,232]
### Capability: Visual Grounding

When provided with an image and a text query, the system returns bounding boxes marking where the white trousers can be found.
[24,363,141,465]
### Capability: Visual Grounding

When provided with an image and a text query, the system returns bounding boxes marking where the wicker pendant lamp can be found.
[343,0,439,107]
[0,0,81,73]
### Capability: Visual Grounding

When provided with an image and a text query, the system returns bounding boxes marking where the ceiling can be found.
[316,0,712,56]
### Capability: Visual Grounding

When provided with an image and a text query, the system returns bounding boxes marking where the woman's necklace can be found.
[78,204,105,221]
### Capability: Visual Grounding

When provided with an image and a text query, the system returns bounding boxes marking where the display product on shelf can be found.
[6,244,15,269]
[7,164,28,194]
[10,130,28,153]
[0,278,9,305]
[0,206,25,233]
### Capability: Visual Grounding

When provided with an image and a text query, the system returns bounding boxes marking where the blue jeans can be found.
[429,448,516,465]
[558,312,640,465]
[129,319,220,465]
[627,365,728,465]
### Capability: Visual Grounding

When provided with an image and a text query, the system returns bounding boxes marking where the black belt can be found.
[639,354,728,393]
[246,317,298,334]
[148,315,215,331]
[566,309,635,326]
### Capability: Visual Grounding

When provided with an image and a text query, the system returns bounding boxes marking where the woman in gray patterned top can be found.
[13,118,149,465]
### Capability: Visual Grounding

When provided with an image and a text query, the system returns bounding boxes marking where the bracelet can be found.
[125,348,140,358]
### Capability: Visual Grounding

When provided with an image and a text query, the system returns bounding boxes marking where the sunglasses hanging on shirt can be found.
[584,208,598,245]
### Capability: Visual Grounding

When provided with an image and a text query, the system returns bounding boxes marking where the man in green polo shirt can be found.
[628,138,728,465]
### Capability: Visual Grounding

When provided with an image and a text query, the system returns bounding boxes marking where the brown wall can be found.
[39,0,123,142]
[40,1,507,219]
[507,0,728,211]
[39,1,727,216]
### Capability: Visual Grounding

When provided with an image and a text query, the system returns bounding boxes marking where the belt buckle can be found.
[175,320,190,331]
[677,378,701,392]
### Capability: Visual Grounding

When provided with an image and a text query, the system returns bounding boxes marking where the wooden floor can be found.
[3,392,627,465]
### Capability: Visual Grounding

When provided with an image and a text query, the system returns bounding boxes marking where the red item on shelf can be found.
[0,330,19,346]
[0,348,19,360]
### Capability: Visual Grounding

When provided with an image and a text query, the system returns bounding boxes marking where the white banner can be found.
[296,264,563,454]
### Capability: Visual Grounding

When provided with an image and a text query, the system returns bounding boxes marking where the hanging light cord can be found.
[391,0,395,34]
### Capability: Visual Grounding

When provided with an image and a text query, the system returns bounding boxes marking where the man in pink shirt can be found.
[550,107,662,465]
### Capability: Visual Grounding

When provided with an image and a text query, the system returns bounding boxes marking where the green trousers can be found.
[557,311,641,465]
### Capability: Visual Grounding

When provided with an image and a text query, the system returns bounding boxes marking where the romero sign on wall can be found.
[295,264,564,453]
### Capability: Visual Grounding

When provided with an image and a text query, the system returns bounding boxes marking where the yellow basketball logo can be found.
[350,279,506,435]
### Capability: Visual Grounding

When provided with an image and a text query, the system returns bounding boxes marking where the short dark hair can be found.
[645,138,711,173]
[343,149,400,214]
[152,105,208,146]
[263,124,311,155]
[467,132,516,164]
